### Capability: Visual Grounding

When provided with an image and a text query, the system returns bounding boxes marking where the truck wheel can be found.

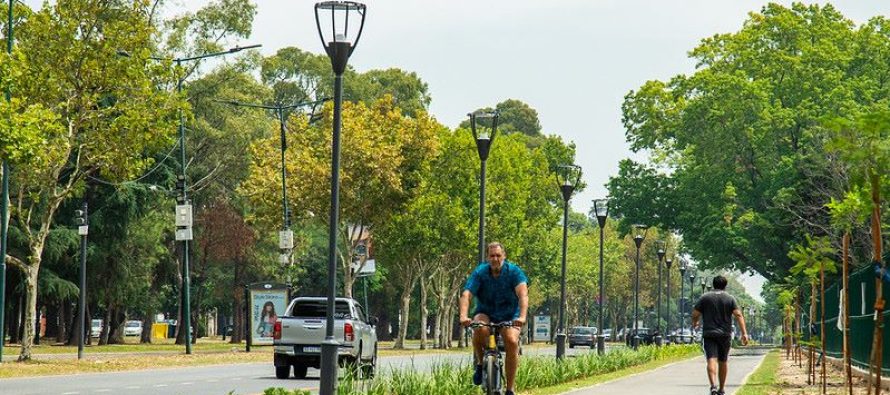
[293,364,308,379]
[362,345,377,379]
[275,365,290,379]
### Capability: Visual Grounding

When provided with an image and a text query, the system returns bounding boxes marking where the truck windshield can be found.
[291,301,352,319]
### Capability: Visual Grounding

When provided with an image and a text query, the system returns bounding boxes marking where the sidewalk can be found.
[564,349,768,395]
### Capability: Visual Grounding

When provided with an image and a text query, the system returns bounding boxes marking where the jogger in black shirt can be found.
[692,275,749,395]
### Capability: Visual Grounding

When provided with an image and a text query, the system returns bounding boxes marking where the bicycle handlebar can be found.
[469,321,516,329]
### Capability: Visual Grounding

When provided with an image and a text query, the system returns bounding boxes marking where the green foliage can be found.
[611,3,890,280]
[461,98,543,137]
[262,388,311,395]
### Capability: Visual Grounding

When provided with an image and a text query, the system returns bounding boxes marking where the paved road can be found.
[564,348,769,395]
[0,345,604,395]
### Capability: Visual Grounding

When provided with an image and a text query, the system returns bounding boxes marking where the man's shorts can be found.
[702,336,731,362]
[473,310,518,324]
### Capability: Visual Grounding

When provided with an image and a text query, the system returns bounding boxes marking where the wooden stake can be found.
[821,259,827,394]
[844,232,853,395]
[869,169,884,395]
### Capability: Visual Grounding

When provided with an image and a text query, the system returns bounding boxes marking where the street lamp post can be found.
[555,164,581,360]
[655,240,665,346]
[632,224,648,351]
[315,2,366,393]
[678,259,687,343]
[74,202,88,359]
[468,111,499,263]
[219,99,328,272]
[593,199,608,355]
[665,257,673,344]
[119,43,261,355]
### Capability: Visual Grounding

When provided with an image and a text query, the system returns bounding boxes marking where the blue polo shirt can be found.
[464,261,529,322]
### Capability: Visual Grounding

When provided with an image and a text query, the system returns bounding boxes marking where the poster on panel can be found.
[250,285,288,345]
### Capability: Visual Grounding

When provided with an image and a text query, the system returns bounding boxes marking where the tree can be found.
[461,99,543,137]
[3,0,184,360]
[612,3,890,282]
[242,97,442,298]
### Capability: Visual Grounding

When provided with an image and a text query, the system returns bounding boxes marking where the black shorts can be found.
[702,336,731,362]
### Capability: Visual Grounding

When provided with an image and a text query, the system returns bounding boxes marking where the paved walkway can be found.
[564,349,769,395]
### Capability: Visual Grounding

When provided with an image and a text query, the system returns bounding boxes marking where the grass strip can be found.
[0,351,270,378]
[734,349,780,395]
[327,344,700,395]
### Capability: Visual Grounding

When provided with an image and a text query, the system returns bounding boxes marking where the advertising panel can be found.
[249,285,288,345]
[534,315,551,342]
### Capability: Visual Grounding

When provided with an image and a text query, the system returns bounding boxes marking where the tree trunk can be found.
[141,316,153,344]
[56,301,68,344]
[230,285,244,344]
[17,265,39,361]
[394,290,412,349]
[419,277,428,350]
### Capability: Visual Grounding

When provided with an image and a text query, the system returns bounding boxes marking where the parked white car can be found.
[124,320,143,336]
[90,319,103,338]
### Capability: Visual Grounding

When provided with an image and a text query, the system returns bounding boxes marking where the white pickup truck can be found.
[273,297,378,379]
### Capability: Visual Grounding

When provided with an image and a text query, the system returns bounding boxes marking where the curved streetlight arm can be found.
[216,98,330,111]
[176,44,262,63]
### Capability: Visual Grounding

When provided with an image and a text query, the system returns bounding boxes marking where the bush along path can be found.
[261,344,701,395]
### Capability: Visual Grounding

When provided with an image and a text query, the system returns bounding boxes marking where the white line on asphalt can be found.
[61,392,80,395]
[231,377,242,381]
[181,382,194,385]
[95,389,111,393]
[206,379,219,382]
[153,384,169,387]
[124,386,140,389]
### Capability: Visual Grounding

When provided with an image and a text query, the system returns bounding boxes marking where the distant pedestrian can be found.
[691,275,749,395]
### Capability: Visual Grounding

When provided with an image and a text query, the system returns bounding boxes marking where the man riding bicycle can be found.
[459,242,529,395]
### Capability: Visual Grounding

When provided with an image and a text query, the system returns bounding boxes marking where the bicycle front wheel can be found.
[484,354,500,395]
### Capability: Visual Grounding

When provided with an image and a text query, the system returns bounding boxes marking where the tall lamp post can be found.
[0,0,14,364]
[315,2,366,393]
[555,164,581,360]
[118,43,261,355]
[593,198,608,355]
[219,99,328,270]
[468,110,499,263]
[655,240,665,346]
[632,224,648,350]
[665,256,673,344]
[678,259,687,343]
[688,271,696,335]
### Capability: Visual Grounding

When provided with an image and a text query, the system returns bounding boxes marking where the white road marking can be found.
[180,382,194,385]
[206,379,219,383]
[153,384,169,387]
[61,392,80,395]
[231,377,242,381]
[95,390,111,393]
[123,386,140,390]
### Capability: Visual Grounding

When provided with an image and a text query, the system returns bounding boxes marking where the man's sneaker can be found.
[717,391,725,395]
[709,386,718,395]
[472,364,483,385]
[505,391,515,395]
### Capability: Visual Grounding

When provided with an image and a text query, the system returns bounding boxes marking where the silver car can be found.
[124,320,143,336]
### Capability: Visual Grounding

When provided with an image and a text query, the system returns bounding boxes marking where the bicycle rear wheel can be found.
[484,354,500,395]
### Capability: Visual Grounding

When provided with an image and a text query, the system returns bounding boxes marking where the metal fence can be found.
[811,263,890,374]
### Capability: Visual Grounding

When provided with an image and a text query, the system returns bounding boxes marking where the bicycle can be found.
[470,321,515,395]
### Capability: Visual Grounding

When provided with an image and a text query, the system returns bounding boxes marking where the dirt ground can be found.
[771,349,880,394]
